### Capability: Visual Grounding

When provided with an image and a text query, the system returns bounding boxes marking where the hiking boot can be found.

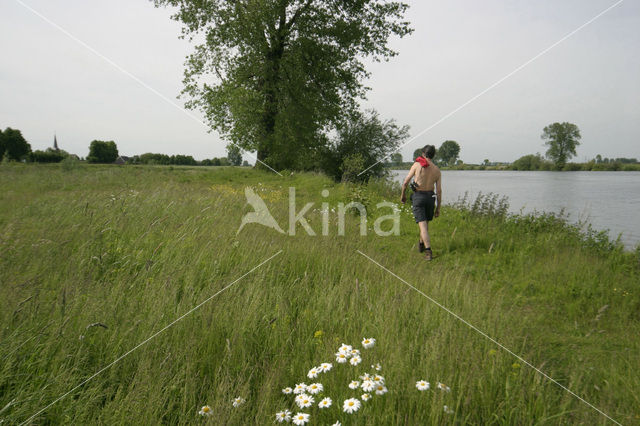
[418,241,425,252]
[424,247,433,261]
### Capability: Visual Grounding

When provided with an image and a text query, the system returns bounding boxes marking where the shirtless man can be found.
[400,145,442,260]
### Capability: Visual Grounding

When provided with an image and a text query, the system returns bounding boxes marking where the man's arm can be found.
[434,171,442,217]
[400,164,416,204]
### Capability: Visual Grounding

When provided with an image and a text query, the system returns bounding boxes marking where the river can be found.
[391,170,640,250]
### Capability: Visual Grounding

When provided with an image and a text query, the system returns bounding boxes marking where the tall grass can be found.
[0,163,638,425]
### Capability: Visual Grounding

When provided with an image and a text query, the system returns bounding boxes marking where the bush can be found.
[30,150,65,163]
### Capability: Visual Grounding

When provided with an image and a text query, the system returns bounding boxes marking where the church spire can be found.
[53,133,59,151]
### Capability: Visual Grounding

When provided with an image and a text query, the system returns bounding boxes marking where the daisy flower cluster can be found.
[415,378,455,415]
[274,337,379,424]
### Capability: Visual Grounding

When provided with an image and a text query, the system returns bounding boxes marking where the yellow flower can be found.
[314,330,324,338]
[512,362,521,369]
[488,349,497,356]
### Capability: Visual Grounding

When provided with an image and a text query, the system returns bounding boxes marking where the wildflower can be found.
[295,394,314,409]
[361,393,371,401]
[307,383,323,394]
[275,409,292,423]
[338,343,353,354]
[314,330,324,338]
[282,387,293,394]
[343,398,362,413]
[349,355,362,366]
[373,375,385,384]
[444,405,454,414]
[361,380,375,392]
[436,382,451,392]
[488,349,497,356]
[372,363,382,371]
[335,352,348,363]
[232,397,246,407]
[320,362,333,372]
[359,373,371,381]
[362,338,376,349]
[375,385,388,395]
[307,368,319,379]
[198,405,213,416]
[292,412,310,425]
[350,349,361,357]
[318,397,332,408]
[512,362,521,369]
[294,383,307,394]
[416,380,430,391]
[348,380,360,390]
[331,422,341,426]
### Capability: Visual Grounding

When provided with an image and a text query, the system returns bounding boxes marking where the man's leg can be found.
[418,220,430,248]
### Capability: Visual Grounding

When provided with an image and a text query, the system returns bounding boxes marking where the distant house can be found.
[114,155,130,165]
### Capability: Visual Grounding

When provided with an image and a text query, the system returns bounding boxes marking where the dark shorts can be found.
[411,190,435,223]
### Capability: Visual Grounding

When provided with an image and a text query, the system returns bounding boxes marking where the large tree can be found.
[0,127,32,161]
[152,0,412,170]
[87,140,119,163]
[227,144,243,166]
[541,122,581,169]
[436,140,460,167]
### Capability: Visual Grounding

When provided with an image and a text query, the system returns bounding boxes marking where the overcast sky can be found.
[1,0,638,164]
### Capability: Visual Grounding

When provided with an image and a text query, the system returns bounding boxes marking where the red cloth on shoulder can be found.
[415,157,429,167]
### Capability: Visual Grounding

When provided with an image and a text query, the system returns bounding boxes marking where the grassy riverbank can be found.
[1,163,638,425]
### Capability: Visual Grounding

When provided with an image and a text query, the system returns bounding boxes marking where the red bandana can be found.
[415,157,429,168]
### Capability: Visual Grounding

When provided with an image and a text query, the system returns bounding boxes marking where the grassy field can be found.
[0,163,638,425]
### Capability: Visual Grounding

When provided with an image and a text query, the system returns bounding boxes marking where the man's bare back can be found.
[411,160,441,192]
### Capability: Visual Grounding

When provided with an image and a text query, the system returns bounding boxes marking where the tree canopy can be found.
[0,127,32,161]
[227,144,243,166]
[541,122,581,169]
[87,140,119,163]
[435,140,460,166]
[152,0,412,171]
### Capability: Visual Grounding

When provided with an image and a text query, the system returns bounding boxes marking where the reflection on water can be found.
[392,170,640,249]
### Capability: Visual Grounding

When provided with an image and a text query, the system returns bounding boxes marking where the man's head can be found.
[421,145,436,159]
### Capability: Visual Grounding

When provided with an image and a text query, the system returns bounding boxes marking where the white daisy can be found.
[375,385,388,395]
[282,387,293,394]
[338,343,353,354]
[275,409,292,423]
[318,397,332,408]
[361,379,375,392]
[361,393,371,401]
[348,380,360,389]
[373,375,385,384]
[362,338,376,348]
[331,422,341,426]
[307,383,323,394]
[416,380,430,391]
[437,382,451,392]
[307,368,319,379]
[294,383,307,394]
[350,349,361,357]
[444,405,454,414]
[292,412,310,425]
[320,362,333,372]
[198,405,213,416]
[349,355,362,366]
[295,394,314,409]
[343,398,362,414]
[371,363,382,371]
[360,373,371,381]
[232,396,246,407]
[335,352,348,363]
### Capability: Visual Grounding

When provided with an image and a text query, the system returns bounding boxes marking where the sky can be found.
[1,0,638,164]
